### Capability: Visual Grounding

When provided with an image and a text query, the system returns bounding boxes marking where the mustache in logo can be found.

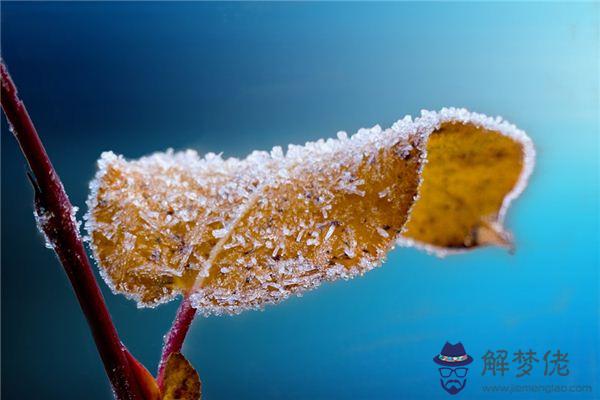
[443,379,463,388]
[440,378,466,395]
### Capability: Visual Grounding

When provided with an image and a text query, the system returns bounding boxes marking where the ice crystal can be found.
[34,206,55,249]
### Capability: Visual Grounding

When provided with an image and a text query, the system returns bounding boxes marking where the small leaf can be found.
[161,353,201,400]
[85,108,534,314]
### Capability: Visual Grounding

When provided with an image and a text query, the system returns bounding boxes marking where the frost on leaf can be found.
[85,108,534,314]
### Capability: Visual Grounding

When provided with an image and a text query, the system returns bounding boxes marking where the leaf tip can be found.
[472,219,514,252]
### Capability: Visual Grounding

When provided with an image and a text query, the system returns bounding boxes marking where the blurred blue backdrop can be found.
[1,2,598,399]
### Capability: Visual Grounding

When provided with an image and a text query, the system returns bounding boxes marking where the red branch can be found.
[0,59,145,400]
[157,295,197,388]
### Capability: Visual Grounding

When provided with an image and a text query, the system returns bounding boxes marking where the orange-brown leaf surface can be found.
[400,120,532,254]
[85,108,534,314]
[161,353,201,400]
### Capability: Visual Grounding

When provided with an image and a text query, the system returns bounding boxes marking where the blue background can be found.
[1,2,598,399]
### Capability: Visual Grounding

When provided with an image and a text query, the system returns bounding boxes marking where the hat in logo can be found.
[433,342,473,367]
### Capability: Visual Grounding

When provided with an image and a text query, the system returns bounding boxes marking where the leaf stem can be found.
[157,295,197,388]
[0,59,144,400]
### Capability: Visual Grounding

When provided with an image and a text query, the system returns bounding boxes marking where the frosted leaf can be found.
[85,108,534,313]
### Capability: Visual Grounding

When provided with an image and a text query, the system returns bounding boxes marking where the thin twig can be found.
[0,59,145,400]
[157,295,197,389]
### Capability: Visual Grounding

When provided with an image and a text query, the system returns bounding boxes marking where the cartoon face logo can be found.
[433,342,473,395]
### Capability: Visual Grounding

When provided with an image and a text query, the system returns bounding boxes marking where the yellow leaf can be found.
[85,108,534,314]
[400,114,534,255]
[161,353,201,400]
